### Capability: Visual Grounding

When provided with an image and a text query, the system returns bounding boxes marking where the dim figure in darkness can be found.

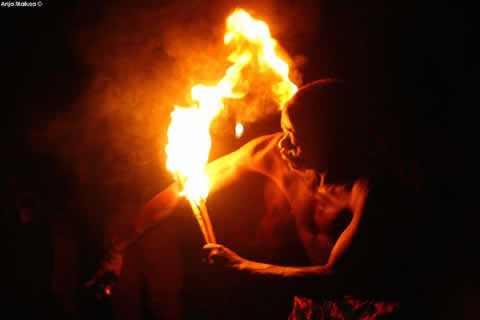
[2,188,80,320]
[5,192,54,318]
[88,79,423,319]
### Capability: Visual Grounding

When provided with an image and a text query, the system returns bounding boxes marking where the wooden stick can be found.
[188,200,211,244]
[198,198,216,244]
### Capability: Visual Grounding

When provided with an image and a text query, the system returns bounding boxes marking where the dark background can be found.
[0,0,474,319]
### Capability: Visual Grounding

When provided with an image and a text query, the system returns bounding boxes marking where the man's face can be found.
[278,110,306,170]
[278,108,328,172]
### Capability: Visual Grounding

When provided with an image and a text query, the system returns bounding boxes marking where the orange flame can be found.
[166,9,297,203]
[225,9,298,107]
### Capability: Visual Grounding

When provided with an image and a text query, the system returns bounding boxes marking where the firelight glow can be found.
[165,8,297,205]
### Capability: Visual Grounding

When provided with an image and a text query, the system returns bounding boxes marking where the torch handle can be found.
[189,200,211,244]
[199,199,216,244]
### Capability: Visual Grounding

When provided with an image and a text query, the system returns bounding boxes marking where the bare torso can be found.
[206,133,366,266]
[105,133,374,320]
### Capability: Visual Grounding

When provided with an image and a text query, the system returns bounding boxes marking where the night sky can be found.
[0,0,474,319]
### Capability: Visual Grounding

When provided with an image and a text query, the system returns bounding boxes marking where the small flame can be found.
[165,9,298,203]
[235,122,244,138]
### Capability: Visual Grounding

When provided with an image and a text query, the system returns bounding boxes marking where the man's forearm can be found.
[240,260,333,279]
[237,259,342,297]
[110,181,182,254]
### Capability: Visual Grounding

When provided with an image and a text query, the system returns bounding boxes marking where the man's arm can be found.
[89,134,282,289]
[204,209,360,279]
[108,134,279,254]
[202,217,356,296]
[108,181,183,254]
[203,179,369,294]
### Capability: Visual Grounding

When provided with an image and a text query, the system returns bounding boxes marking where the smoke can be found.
[24,0,316,235]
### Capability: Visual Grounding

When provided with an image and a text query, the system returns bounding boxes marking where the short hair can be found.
[284,78,384,174]
[284,79,361,145]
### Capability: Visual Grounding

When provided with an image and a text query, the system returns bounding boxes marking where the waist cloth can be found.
[288,296,400,320]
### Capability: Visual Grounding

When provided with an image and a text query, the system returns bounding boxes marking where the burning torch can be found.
[165,104,218,244]
[164,9,297,245]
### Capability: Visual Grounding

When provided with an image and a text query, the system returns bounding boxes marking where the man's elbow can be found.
[133,183,181,233]
[311,264,334,277]
[145,183,181,213]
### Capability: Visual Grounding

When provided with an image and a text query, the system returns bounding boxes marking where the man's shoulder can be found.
[209,132,283,169]
[240,132,283,161]
[241,132,283,149]
[205,133,285,192]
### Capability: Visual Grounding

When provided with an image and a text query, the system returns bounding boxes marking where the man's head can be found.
[279,79,366,177]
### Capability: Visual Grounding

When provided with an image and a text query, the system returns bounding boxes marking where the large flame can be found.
[166,9,298,203]
[225,9,298,107]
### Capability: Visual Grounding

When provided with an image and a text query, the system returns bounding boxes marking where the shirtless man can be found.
[203,79,420,318]
[89,79,417,318]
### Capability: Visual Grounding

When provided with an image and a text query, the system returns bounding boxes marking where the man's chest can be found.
[292,187,355,264]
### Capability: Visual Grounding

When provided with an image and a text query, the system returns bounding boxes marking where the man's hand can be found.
[202,244,314,280]
[202,244,247,271]
[85,250,123,300]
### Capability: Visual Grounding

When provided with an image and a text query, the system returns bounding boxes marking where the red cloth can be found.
[288,296,400,320]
